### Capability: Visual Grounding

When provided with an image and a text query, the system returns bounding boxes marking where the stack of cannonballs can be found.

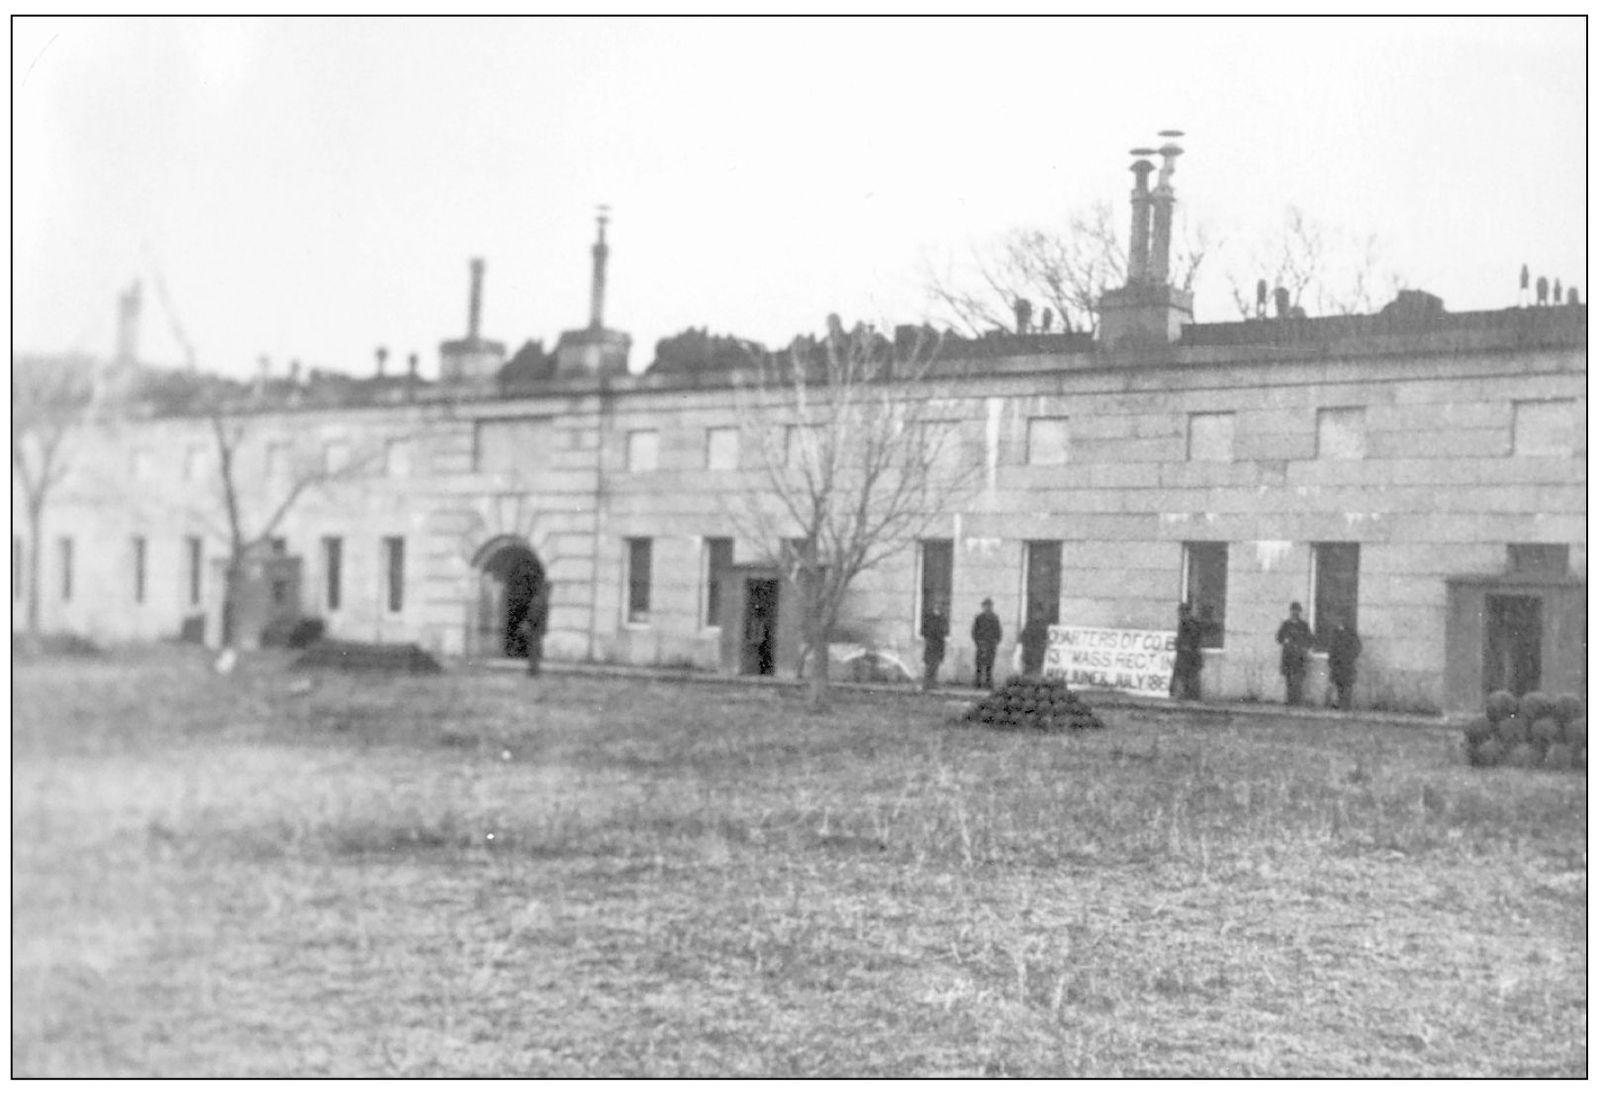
[962,675,1105,733]
[1461,691,1586,770]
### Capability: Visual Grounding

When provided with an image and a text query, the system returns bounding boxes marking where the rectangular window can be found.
[385,438,411,477]
[626,430,660,472]
[323,536,343,611]
[1181,542,1228,648]
[1507,543,1569,576]
[1311,542,1361,649]
[131,535,147,604]
[186,536,203,607]
[1026,417,1070,466]
[324,440,351,475]
[918,539,954,624]
[58,536,73,602]
[1316,407,1366,459]
[474,417,552,474]
[705,427,740,471]
[1187,412,1235,461]
[1512,398,1578,457]
[383,536,404,613]
[1023,540,1062,625]
[626,537,652,623]
[703,537,734,627]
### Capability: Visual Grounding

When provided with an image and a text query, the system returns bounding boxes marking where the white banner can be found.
[1043,625,1177,697]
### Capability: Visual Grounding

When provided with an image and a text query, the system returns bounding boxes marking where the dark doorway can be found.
[1485,594,1542,696]
[742,578,779,676]
[479,543,545,657]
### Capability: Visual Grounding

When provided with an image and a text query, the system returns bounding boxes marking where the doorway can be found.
[742,578,779,676]
[1485,594,1542,696]
[477,542,545,657]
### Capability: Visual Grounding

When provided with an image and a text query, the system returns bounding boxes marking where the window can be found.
[1316,407,1366,459]
[186,536,203,607]
[58,537,73,602]
[131,536,147,604]
[385,439,411,477]
[1512,399,1579,457]
[918,539,954,625]
[474,418,551,473]
[1187,413,1235,462]
[184,445,208,481]
[323,536,343,611]
[324,440,351,475]
[706,428,740,471]
[626,430,659,472]
[703,537,734,627]
[383,536,405,613]
[626,538,652,623]
[1023,540,1062,624]
[1311,542,1361,649]
[1507,543,1568,576]
[1181,542,1228,647]
[1026,418,1070,466]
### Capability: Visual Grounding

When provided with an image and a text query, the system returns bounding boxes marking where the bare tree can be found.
[195,388,388,648]
[1226,206,1402,319]
[730,319,981,710]
[925,202,1211,337]
[11,357,95,638]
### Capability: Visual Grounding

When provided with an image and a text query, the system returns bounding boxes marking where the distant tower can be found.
[555,206,632,379]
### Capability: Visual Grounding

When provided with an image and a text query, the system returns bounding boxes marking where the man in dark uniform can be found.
[1171,601,1203,701]
[971,597,1002,690]
[520,585,550,677]
[1275,601,1314,706]
[921,604,949,691]
[1019,604,1051,677]
[1327,622,1362,710]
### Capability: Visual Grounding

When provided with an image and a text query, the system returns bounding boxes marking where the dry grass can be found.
[12,647,1586,1076]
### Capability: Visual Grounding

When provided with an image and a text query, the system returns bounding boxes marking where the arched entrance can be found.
[474,539,546,658]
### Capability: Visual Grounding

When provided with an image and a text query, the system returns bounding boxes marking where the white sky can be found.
[11,16,1586,378]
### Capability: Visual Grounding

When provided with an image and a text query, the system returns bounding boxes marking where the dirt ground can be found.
[11,648,1587,1076]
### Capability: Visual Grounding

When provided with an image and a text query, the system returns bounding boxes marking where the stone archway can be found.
[473,537,546,658]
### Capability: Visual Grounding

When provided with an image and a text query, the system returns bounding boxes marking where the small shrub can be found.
[1469,737,1507,768]
[1493,714,1528,745]
[1552,693,1584,727]
[1484,690,1519,721]
[1563,716,1587,749]
[1528,717,1562,747]
[1504,742,1541,769]
[1460,715,1495,749]
[1518,691,1553,723]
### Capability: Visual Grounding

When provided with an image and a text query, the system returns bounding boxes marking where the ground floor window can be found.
[703,537,732,627]
[626,537,652,623]
[1311,542,1361,648]
[323,536,343,611]
[383,536,404,613]
[918,538,954,627]
[1023,540,1061,624]
[132,536,147,604]
[1182,541,1228,647]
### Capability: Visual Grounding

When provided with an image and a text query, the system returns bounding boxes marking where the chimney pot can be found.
[468,258,485,339]
[375,346,389,376]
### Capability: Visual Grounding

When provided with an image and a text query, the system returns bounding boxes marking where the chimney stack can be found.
[589,206,611,330]
[1536,276,1549,306]
[115,281,142,365]
[375,346,389,377]
[468,258,485,339]
[1274,286,1290,319]
[1567,287,1580,306]
[1148,136,1184,287]
[1126,154,1156,286]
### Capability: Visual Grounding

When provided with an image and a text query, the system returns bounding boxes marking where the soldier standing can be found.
[1171,602,1203,701]
[1275,601,1314,706]
[521,585,550,678]
[1327,622,1362,710]
[971,597,1002,690]
[921,604,949,691]
[1019,605,1051,677]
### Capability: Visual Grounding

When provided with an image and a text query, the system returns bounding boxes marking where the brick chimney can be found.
[589,206,611,330]
[1096,131,1194,349]
[1126,154,1155,286]
[468,257,485,339]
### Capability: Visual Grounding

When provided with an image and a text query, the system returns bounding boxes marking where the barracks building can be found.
[13,149,1585,714]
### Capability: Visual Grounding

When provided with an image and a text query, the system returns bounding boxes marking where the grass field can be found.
[11,648,1587,1077]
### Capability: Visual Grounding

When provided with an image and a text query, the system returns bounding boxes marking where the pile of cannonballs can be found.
[962,675,1105,733]
[1461,691,1586,770]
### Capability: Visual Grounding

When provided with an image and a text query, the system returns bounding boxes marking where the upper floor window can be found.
[474,418,550,474]
[1316,407,1366,459]
[1507,543,1569,576]
[626,430,659,472]
[1025,417,1070,466]
[1187,413,1235,462]
[705,427,740,471]
[1512,398,1579,457]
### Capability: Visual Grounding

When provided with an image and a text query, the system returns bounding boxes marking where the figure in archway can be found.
[476,540,546,658]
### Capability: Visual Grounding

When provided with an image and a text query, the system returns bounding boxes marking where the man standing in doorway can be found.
[971,597,1002,690]
[1019,604,1051,677]
[921,604,949,691]
[1327,622,1362,710]
[521,584,550,677]
[1275,601,1314,706]
[1171,602,1203,701]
